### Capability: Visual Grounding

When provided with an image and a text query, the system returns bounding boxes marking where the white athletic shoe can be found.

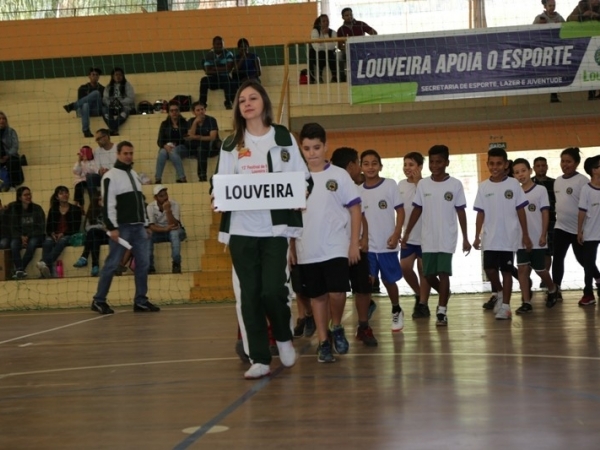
[391,309,404,332]
[244,363,271,380]
[493,293,504,314]
[276,340,296,367]
[495,304,512,320]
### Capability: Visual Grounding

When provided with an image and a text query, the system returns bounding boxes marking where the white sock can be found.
[437,306,447,314]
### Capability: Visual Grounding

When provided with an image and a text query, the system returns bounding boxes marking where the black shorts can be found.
[298,257,350,298]
[483,250,514,273]
[290,264,309,297]
[349,251,371,294]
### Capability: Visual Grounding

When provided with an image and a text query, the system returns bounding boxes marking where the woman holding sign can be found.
[212,80,312,379]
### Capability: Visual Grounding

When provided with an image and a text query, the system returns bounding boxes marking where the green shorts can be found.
[422,252,453,276]
[516,248,546,272]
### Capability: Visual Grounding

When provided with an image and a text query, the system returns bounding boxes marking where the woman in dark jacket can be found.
[37,185,82,278]
[9,186,46,279]
[0,111,24,191]
[102,67,135,135]
[185,101,220,182]
[154,101,190,183]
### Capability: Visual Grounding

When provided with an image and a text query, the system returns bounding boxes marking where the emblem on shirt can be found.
[326,180,338,191]
[528,204,537,212]
[566,187,573,195]
[281,149,290,162]
[378,200,388,209]
[504,190,514,199]
[444,191,453,201]
[238,148,251,159]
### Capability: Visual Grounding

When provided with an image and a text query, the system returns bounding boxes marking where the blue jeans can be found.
[75,90,102,132]
[102,107,129,133]
[155,145,191,181]
[42,236,70,267]
[93,223,150,305]
[11,236,44,271]
[149,227,187,266]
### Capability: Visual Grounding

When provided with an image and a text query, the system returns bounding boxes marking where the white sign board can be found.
[212,172,307,211]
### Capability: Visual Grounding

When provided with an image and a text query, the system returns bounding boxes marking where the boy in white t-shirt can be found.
[402,145,471,326]
[576,155,600,307]
[512,158,559,313]
[359,149,405,332]
[289,123,361,363]
[473,148,532,320]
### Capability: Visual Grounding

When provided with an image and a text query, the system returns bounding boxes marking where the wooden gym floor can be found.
[0,292,599,450]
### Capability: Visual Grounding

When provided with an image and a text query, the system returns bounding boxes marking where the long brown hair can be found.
[231,80,273,147]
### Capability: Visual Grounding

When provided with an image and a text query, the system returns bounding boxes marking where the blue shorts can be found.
[368,252,402,284]
[400,243,423,260]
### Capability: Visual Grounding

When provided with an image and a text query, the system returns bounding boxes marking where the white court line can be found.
[0,315,107,345]
[1,351,599,380]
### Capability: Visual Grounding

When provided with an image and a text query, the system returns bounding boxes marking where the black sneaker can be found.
[133,301,161,312]
[91,300,114,315]
[304,315,316,338]
[483,294,497,310]
[63,103,74,113]
[172,262,181,274]
[148,266,156,274]
[546,290,559,308]
[293,317,306,337]
[516,302,533,314]
[436,312,448,327]
[83,130,94,138]
[412,302,431,319]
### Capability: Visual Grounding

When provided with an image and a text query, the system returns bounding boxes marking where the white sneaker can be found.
[276,340,296,367]
[37,261,51,279]
[495,304,512,320]
[244,363,271,380]
[391,308,404,332]
[493,293,504,314]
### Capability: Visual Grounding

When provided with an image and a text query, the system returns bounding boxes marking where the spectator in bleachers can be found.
[309,14,339,83]
[72,145,98,209]
[73,194,107,277]
[87,129,117,198]
[534,1,565,103]
[147,185,186,274]
[567,0,600,99]
[185,101,220,182]
[0,200,9,249]
[37,186,83,278]
[199,36,236,110]
[9,187,45,280]
[0,111,24,192]
[154,101,190,184]
[102,67,135,135]
[63,67,105,138]
[336,8,377,82]
[231,38,262,84]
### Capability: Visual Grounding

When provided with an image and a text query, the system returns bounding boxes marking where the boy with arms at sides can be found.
[331,146,378,346]
[512,158,560,312]
[359,149,405,332]
[402,145,471,326]
[289,123,362,362]
[473,148,532,320]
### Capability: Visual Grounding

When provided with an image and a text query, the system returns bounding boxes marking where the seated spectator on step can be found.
[73,194,108,277]
[154,101,190,184]
[231,38,262,84]
[199,36,235,110]
[184,101,219,182]
[309,14,339,83]
[147,185,186,274]
[86,129,117,198]
[534,1,565,103]
[102,67,135,135]
[567,0,600,99]
[0,111,24,191]
[0,200,9,250]
[37,186,83,278]
[63,67,105,138]
[72,145,98,209]
[9,187,45,280]
[336,7,377,82]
